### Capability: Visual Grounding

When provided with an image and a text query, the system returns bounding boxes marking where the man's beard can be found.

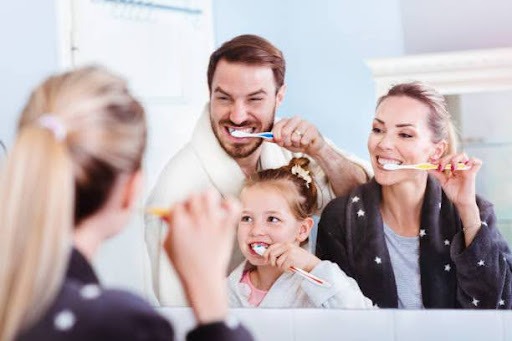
[211,105,276,159]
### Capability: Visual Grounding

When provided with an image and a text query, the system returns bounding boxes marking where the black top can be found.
[17,248,253,341]
[316,176,512,309]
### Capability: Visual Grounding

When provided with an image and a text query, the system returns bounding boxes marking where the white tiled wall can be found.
[159,308,512,341]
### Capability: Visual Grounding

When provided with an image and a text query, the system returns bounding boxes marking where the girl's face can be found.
[238,184,310,266]
[367,96,446,186]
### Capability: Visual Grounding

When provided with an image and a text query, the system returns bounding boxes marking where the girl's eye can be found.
[241,216,252,223]
[267,216,280,223]
[372,127,382,133]
[399,133,413,138]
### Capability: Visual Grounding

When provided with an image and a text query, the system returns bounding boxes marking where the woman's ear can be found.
[296,217,314,243]
[429,140,447,163]
[121,170,143,211]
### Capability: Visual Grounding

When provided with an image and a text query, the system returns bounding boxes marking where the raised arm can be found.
[162,190,254,340]
[272,116,368,197]
[431,153,512,308]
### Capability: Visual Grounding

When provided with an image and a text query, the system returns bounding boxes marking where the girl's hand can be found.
[263,242,320,272]
[162,190,241,324]
[428,153,482,209]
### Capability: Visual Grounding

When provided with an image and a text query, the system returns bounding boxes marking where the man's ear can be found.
[429,140,447,163]
[275,84,287,109]
[296,217,314,243]
[121,170,143,211]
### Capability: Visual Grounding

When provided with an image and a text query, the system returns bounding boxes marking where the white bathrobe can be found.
[227,260,374,309]
[144,104,371,306]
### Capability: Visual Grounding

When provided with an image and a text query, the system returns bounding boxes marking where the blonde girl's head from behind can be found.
[0,66,146,341]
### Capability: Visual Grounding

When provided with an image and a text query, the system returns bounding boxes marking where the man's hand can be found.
[272,116,367,197]
[272,116,326,158]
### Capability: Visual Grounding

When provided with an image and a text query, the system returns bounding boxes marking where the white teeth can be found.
[250,243,268,256]
[228,127,254,133]
[377,157,402,166]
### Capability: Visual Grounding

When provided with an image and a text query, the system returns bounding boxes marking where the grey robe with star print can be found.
[316,175,512,309]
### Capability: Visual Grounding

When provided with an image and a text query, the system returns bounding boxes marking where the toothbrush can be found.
[146,207,172,220]
[251,244,332,288]
[230,130,274,140]
[383,162,471,171]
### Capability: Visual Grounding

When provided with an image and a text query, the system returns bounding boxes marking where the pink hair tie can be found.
[37,114,67,141]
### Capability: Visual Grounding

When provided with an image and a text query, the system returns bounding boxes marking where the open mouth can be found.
[228,127,255,134]
[226,126,257,139]
[249,242,269,256]
[377,156,403,168]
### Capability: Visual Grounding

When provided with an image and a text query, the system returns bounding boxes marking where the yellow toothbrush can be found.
[146,207,172,220]
[383,163,471,171]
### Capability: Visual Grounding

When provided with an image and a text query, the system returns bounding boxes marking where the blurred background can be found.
[1,0,511,298]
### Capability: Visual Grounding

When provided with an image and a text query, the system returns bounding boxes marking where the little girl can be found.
[228,158,374,308]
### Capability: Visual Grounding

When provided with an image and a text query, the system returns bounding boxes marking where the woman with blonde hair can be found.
[317,82,512,309]
[0,66,252,340]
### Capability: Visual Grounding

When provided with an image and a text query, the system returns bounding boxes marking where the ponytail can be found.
[0,126,74,340]
[0,66,146,340]
[444,119,458,156]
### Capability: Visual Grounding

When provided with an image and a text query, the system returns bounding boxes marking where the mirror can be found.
[2,0,510,310]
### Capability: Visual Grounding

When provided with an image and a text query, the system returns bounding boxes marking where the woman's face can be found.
[238,185,305,266]
[367,95,445,186]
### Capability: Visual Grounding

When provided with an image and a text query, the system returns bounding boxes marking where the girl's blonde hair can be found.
[377,82,458,156]
[244,157,319,220]
[0,66,146,340]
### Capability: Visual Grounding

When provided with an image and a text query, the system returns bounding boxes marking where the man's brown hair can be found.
[207,34,286,93]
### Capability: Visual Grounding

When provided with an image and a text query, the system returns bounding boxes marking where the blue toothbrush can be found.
[230,130,274,140]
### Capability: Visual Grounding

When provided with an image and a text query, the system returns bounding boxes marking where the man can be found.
[145,34,370,306]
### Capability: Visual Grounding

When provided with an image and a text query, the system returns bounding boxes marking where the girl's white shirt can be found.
[227,260,375,309]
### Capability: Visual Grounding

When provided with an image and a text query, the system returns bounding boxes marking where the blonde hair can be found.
[0,66,146,340]
[244,157,319,220]
[377,82,458,156]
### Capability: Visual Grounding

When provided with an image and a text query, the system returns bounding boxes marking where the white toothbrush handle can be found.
[290,266,331,288]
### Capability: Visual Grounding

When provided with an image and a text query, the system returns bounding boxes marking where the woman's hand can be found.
[429,153,483,246]
[428,153,482,209]
[162,190,241,324]
[263,242,320,272]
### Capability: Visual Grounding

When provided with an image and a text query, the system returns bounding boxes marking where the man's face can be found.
[210,59,285,159]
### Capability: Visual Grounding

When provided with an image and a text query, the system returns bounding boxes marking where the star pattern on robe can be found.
[357,209,365,218]
[351,196,360,203]
[482,221,488,226]
[444,239,450,246]
[374,256,382,264]
[54,310,76,331]
[438,202,442,209]
[80,284,101,300]
[472,298,480,307]
[419,229,426,237]
[444,264,451,272]
[477,259,485,267]
[499,299,505,306]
